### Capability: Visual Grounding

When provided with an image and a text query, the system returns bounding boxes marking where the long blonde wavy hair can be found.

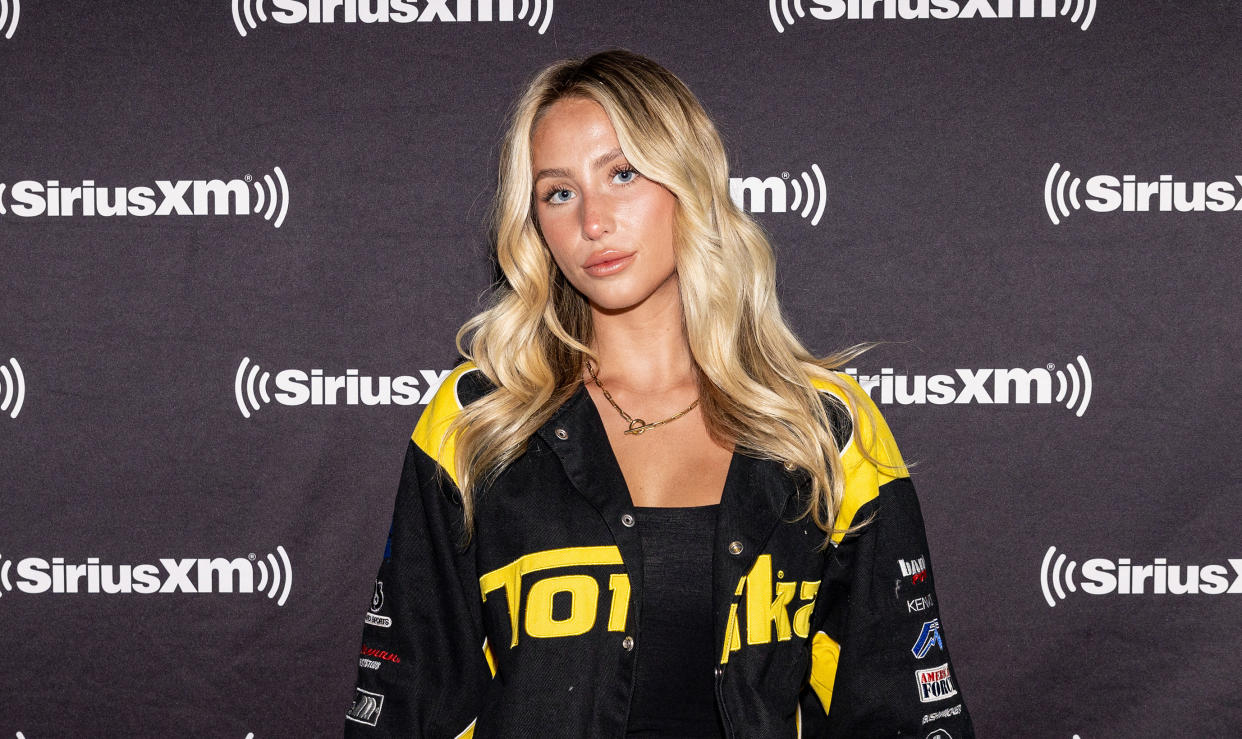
[449,49,879,548]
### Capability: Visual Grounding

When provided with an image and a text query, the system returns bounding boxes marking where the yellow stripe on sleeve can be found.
[808,630,842,716]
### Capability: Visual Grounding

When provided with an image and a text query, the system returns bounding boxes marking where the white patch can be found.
[346,687,385,726]
[365,612,392,628]
[915,663,957,703]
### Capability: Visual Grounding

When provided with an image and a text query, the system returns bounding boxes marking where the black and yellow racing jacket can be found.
[345,362,974,738]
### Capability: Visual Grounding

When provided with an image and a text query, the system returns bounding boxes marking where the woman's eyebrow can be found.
[533,148,625,183]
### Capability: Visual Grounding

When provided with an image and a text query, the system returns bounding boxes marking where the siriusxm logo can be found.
[0,547,293,606]
[233,0,554,36]
[0,167,289,228]
[729,164,827,226]
[0,0,19,39]
[235,357,451,418]
[770,0,1095,32]
[1041,546,1242,607]
[1045,162,1242,225]
[0,356,24,419]
[845,355,1092,417]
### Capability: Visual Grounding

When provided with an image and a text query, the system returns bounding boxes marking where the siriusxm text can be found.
[846,367,1056,405]
[808,0,1056,21]
[10,556,264,594]
[1079,557,1242,595]
[272,368,450,406]
[268,0,523,23]
[1082,175,1242,213]
[4,179,253,217]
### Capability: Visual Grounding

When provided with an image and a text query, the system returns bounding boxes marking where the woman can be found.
[346,49,973,738]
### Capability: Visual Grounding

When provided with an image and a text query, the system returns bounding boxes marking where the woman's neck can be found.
[586,278,696,394]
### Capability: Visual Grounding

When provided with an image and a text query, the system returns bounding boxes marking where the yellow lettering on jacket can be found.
[793,580,821,638]
[525,575,599,638]
[607,573,631,632]
[720,554,819,663]
[479,546,629,647]
[745,555,796,645]
[719,577,746,664]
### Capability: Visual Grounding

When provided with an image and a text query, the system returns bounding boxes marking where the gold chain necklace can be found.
[585,358,700,436]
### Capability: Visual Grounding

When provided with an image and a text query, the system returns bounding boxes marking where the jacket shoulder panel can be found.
[809,372,910,540]
[410,361,493,487]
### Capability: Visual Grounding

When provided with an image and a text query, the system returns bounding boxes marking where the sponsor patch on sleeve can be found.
[911,618,944,659]
[346,687,385,726]
[922,703,963,725]
[915,663,957,703]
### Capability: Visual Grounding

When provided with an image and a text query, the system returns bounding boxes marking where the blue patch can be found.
[912,618,944,659]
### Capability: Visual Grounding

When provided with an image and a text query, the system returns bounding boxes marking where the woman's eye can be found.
[544,187,574,204]
[613,168,638,184]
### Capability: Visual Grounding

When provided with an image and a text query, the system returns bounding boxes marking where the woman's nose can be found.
[580,192,614,240]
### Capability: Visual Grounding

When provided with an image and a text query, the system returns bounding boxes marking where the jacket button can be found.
[621,513,635,527]
[622,636,635,651]
[728,541,744,556]
[555,428,569,440]
[714,667,723,678]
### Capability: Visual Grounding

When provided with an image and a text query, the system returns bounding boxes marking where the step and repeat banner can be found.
[2,0,1239,736]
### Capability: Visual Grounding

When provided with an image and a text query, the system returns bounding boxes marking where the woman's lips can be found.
[583,252,636,276]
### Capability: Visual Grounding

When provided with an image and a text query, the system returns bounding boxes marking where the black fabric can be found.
[626,505,725,739]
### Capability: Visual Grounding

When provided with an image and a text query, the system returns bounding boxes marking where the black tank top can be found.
[625,504,726,738]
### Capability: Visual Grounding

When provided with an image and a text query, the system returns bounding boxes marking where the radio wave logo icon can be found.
[729,164,827,226]
[0,553,11,597]
[1057,0,1096,31]
[248,166,290,228]
[0,357,25,419]
[517,0,556,33]
[768,0,806,33]
[1044,162,1082,225]
[1051,355,1092,418]
[253,545,294,607]
[770,0,1095,33]
[232,0,269,37]
[1040,545,1078,607]
[235,356,271,419]
[233,0,554,37]
[0,0,19,40]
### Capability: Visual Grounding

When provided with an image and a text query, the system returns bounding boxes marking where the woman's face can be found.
[530,97,679,314]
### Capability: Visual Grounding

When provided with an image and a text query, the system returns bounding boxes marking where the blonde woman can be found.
[345,49,973,738]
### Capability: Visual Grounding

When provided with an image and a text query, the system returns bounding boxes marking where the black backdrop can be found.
[2,1,1240,735]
